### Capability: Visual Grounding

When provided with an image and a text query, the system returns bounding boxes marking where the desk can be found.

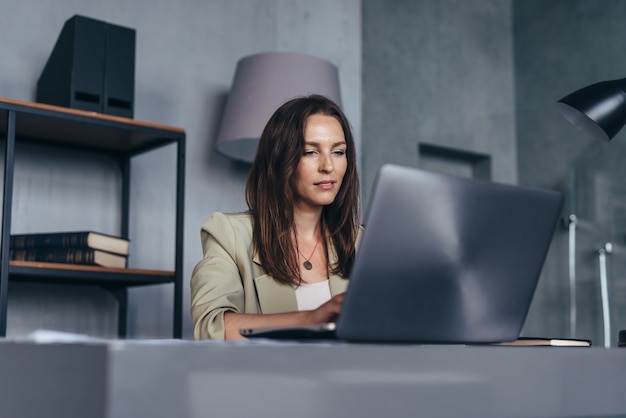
[0,338,624,418]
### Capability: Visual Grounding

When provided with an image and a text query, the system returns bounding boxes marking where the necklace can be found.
[297,238,319,270]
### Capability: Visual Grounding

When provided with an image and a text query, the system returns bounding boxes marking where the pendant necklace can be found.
[297,238,319,270]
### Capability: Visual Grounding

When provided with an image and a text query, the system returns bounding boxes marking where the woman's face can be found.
[293,113,348,211]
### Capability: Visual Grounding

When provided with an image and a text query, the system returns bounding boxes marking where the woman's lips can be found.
[315,180,336,190]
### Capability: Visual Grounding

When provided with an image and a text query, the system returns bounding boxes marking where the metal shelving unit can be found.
[0,97,185,338]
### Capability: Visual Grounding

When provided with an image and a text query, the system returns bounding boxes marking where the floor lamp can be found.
[216,51,342,163]
[556,78,626,348]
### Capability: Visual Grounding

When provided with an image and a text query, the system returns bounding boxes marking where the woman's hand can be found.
[307,293,345,324]
[224,293,346,340]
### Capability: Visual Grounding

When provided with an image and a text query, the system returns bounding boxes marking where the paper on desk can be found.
[21,330,188,346]
[21,329,109,344]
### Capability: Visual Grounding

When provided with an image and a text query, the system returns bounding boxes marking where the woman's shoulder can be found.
[202,211,252,234]
[355,224,364,247]
[207,211,252,222]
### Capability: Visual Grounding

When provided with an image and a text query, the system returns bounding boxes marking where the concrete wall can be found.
[514,0,626,345]
[0,0,361,339]
[362,0,516,207]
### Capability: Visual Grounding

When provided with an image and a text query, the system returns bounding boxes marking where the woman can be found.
[191,94,361,340]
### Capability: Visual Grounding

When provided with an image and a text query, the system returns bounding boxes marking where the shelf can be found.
[0,97,186,338]
[8,261,174,287]
[0,96,184,154]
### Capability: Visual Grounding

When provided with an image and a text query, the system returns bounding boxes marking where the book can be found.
[9,247,127,268]
[496,337,591,347]
[9,231,129,256]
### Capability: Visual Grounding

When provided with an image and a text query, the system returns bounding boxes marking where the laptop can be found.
[240,164,563,344]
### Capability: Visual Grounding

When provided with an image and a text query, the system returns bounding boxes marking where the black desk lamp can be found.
[555,77,626,141]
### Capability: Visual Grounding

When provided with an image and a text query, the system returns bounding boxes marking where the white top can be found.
[295,280,331,311]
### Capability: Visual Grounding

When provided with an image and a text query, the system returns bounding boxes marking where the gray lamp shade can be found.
[216,52,342,163]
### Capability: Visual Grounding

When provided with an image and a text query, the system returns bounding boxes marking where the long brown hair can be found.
[245,94,360,286]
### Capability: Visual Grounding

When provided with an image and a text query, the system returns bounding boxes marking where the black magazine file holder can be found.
[36,14,136,118]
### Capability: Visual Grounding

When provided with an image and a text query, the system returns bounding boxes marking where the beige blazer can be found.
[190,212,361,340]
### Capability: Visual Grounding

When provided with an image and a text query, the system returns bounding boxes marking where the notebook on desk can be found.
[240,164,563,344]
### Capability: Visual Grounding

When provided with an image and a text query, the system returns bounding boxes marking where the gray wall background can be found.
[1,0,623,345]
[363,0,516,202]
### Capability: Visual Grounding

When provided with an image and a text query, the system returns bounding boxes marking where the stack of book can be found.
[9,231,130,268]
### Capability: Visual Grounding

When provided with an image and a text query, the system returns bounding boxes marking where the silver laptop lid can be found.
[336,164,563,344]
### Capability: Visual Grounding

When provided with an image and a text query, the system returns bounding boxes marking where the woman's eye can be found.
[333,149,346,156]
[304,150,317,156]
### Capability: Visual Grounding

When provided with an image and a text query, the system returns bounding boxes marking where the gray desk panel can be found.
[1,339,625,418]
[0,342,108,418]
